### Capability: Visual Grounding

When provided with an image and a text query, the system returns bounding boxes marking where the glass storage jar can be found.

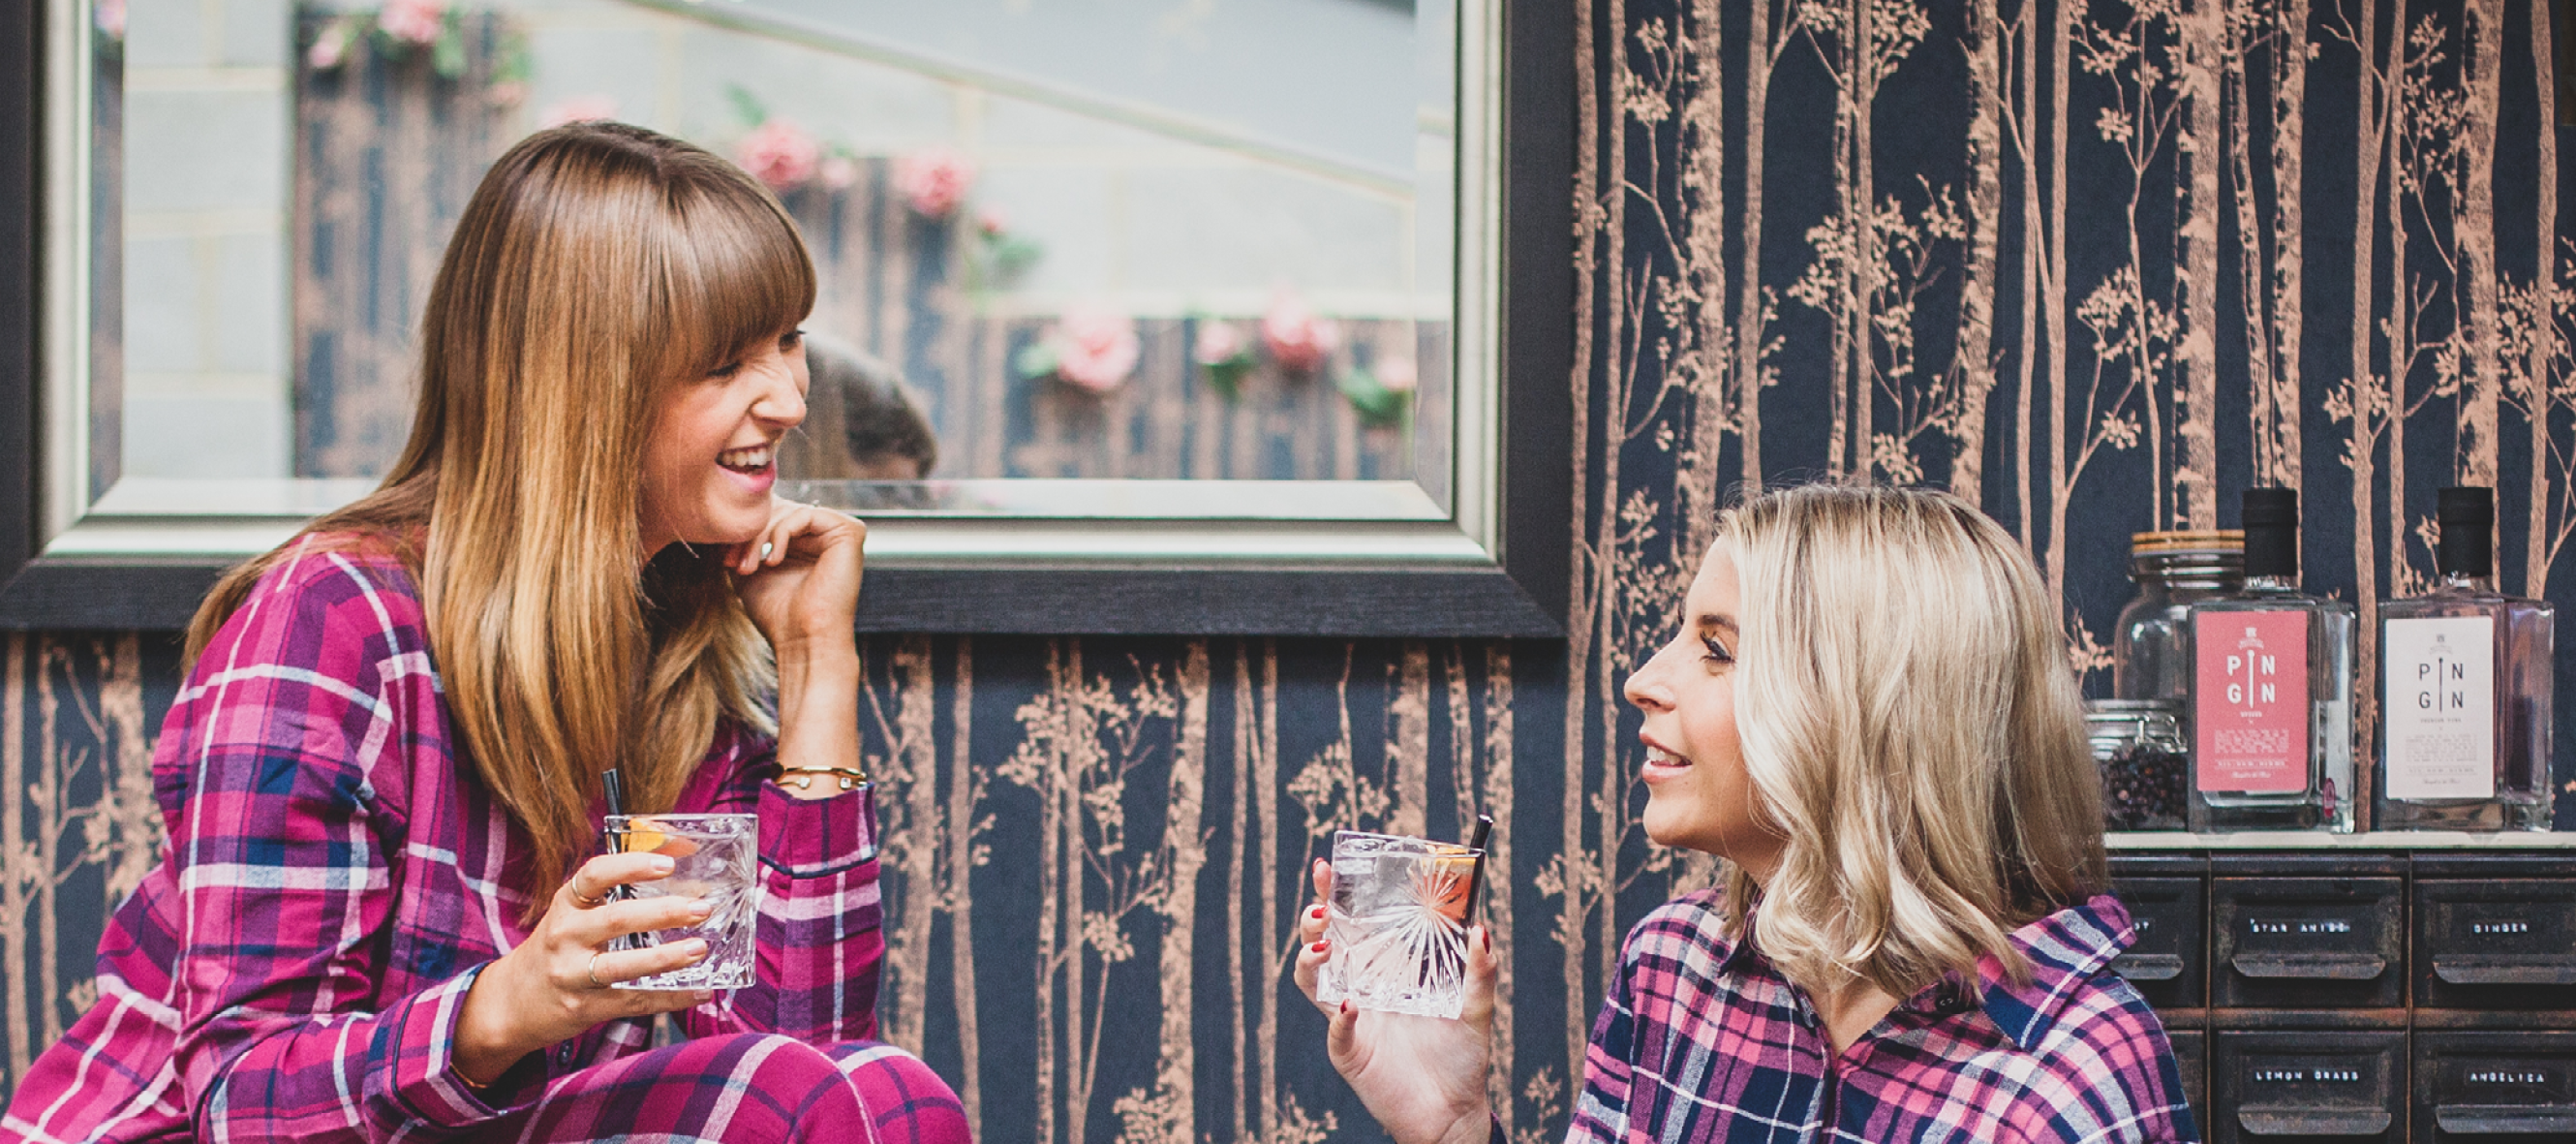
[2085,698,2190,831]
[2113,530,2245,701]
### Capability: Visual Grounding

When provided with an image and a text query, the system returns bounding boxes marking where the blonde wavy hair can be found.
[186,122,808,920]
[1716,483,2106,996]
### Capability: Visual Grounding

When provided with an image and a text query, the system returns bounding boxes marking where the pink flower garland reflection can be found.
[378,0,445,46]
[735,120,820,192]
[1375,356,1418,392]
[896,147,976,219]
[307,21,349,70]
[1193,322,1246,367]
[1261,294,1340,375]
[1050,306,1141,394]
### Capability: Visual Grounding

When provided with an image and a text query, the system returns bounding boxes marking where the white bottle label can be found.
[2382,615,2497,800]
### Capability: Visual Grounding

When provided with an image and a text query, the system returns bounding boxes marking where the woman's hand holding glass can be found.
[1291,858,1501,1144]
[450,850,718,1087]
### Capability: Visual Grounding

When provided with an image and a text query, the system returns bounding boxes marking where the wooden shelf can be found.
[2107,831,2576,850]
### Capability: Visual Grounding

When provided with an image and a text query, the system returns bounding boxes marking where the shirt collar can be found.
[1720,890,2139,1053]
[1971,892,2138,1052]
[1712,902,1766,978]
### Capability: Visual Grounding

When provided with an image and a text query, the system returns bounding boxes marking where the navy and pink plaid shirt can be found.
[3,541,889,1142]
[1567,888,2198,1143]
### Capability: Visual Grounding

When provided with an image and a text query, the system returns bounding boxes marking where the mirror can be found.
[20,0,1556,636]
[64,0,1464,539]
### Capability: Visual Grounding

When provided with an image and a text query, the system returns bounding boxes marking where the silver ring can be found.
[587,950,610,989]
[570,887,606,909]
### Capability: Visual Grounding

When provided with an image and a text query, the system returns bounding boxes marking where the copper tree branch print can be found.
[0,636,159,1090]
[1954,0,2007,504]
[1112,641,1210,1144]
[865,634,941,1054]
[998,641,1184,1144]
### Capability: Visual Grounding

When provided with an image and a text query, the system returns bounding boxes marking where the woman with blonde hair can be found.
[1295,483,2196,1143]
[5,122,966,1143]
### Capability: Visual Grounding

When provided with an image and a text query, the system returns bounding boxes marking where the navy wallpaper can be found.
[10,1,2576,1141]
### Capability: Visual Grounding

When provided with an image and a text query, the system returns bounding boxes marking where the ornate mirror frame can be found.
[0,0,1572,636]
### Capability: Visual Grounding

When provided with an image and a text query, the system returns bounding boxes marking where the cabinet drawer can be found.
[2113,876,2206,1008]
[2166,1028,2208,1139]
[2211,1030,2404,1144]
[2414,880,2576,1009]
[2212,878,2404,1008]
[2414,1032,2576,1142]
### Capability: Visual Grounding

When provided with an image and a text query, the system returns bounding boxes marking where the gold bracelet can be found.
[776,765,870,791]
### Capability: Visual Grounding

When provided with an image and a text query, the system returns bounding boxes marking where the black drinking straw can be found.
[1464,814,1494,924]
[600,768,635,904]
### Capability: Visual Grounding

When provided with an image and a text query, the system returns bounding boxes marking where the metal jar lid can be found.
[2082,698,2184,731]
[2084,698,2183,715]
[2127,530,2244,555]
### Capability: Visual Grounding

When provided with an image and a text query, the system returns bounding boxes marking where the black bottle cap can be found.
[2436,485,2494,577]
[2240,487,2300,579]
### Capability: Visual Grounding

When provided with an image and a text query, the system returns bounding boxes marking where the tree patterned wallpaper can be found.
[9,0,2576,1141]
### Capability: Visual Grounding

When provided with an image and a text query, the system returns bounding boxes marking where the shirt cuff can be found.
[387,964,522,1127]
[757,779,880,877]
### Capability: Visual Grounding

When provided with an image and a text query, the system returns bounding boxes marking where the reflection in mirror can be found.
[92,0,1456,516]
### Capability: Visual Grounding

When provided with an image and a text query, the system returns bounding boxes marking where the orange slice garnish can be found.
[1425,853,1480,922]
[617,818,700,858]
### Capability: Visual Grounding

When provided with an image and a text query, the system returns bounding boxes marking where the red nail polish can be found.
[1311,940,1328,953]
[1309,905,1326,920]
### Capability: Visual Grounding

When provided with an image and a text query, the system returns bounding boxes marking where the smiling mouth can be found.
[718,445,774,474]
[1643,745,1690,768]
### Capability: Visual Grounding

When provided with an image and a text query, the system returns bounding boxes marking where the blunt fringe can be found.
[184,122,813,921]
[1716,483,2106,998]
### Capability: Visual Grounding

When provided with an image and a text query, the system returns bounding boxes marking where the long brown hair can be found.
[187,123,813,918]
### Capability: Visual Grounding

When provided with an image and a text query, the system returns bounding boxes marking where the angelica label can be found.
[2382,615,2497,800]
[2194,611,2312,793]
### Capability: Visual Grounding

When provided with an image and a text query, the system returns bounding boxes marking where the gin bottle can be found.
[2376,486,2556,831]
[2190,487,2357,832]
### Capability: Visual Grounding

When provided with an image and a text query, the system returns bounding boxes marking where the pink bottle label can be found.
[2193,611,2312,793]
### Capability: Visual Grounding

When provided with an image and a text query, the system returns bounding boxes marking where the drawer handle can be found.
[2232,952,2387,980]
[2237,1108,2393,1136]
[2111,953,2186,981]
[2435,1104,2576,1134]
[2433,956,2576,985]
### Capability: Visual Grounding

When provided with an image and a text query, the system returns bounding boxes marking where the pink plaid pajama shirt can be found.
[1563,889,2198,1143]
[2,541,968,1143]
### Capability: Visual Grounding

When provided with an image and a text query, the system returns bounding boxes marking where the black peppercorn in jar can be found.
[2084,698,2190,831]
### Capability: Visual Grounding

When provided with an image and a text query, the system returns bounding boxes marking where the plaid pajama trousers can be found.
[485,1035,967,1143]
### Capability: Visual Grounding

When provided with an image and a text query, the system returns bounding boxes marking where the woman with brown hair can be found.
[1294,484,2195,1143]
[4,123,966,1143]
